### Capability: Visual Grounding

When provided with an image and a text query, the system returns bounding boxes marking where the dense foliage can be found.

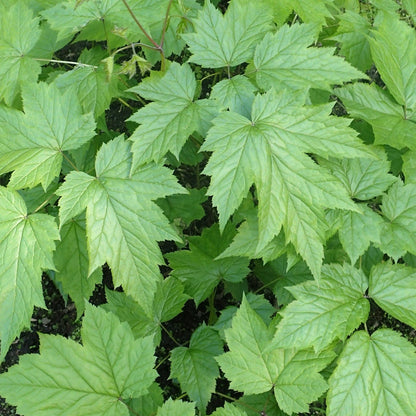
[0,0,416,415]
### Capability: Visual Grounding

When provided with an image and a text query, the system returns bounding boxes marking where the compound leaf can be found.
[170,325,223,411]
[0,81,96,190]
[0,304,157,416]
[0,187,59,361]
[369,262,416,328]
[254,23,365,93]
[182,1,272,68]
[270,264,369,352]
[57,136,185,314]
[53,215,102,319]
[167,223,250,305]
[0,1,42,105]
[327,329,416,416]
[201,89,373,277]
[128,63,217,167]
[377,181,416,259]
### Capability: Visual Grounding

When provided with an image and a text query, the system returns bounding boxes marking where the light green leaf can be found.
[0,187,59,361]
[327,329,416,416]
[332,10,372,71]
[336,83,416,150]
[210,75,256,118]
[170,325,223,411]
[270,264,369,352]
[211,402,248,416]
[216,297,334,414]
[201,89,372,277]
[254,23,365,93]
[0,1,42,105]
[338,205,384,264]
[0,81,96,190]
[156,398,195,416]
[403,0,416,21]
[377,181,416,259]
[319,146,396,200]
[182,1,272,68]
[277,0,336,26]
[370,262,416,328]
[0,304,157,416]
[403,150,416,183]
[57,136,185,314]
[128,63,217,166]
[369,15,416,114]
[167,223,250,305]
[54,215,102,318]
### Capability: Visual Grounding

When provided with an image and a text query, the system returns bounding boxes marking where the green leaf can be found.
[104,277,189,346]
[332,10,372,71]
[327,329,416,416]
[0,304,157,416]
[254,23,365,93]
[182,1,272,68]
[336,83,416,150]
[277,0,336,26]
[57,136,185,314]
[54,215,102,318]
[270,264,369,352]
[0,187,59,361]
[337,205,384,264]
[128,63,217,166]
[0,1,42,105]
[126,383,163,416]
[377,181,416,259]
[170,325,223,411]
[156,398,196,416]
[201,89,372,277]
[211,402,248,416]
[156,187,207,227]
[369,15,416,114]
[216,297,335,414]
[369,262,416,328]
[210,75,256,118]
[319,146,397,200]
[167,223,250,305]
[0,81,96,190]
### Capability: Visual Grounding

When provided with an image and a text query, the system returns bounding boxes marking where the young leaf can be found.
[167,223,250,305]
[156,398,196,416]
[0,304,157,416]
[216,297,335,414]
[0,187,59,361]
[57,136,185,314]
[327,329,416,416]
[0,81,96,190]
[201,89,373,277]
[369,262,416,328]
[377,181,416,259]
[54,215,102,318]
[182,1,272,68]
[128,63,218,167]
[0,1,42,105]
[253,23,365,93]
[170,325,223,411]
[270,264,369,352]
[336,83,416,150]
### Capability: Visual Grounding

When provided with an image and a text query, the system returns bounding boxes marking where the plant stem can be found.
[160,0,173,48]
[113,42,159,56]
[160,322,182,347]
[118,397,141,416]
[32,193,56,214]
[120,0,161,50]
[61,151,79,172]
[208,289,217,325]
[33,58,97,68]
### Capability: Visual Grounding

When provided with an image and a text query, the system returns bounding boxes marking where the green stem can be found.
[208,288,217,325]
[113,42,159,56]
[32,193,56,214]
[33,58,97,68]
[120,0,161,51]
[160,322,182,347]
[118,397,141,416]
[160,0,173,48]
[61,151,79,172]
